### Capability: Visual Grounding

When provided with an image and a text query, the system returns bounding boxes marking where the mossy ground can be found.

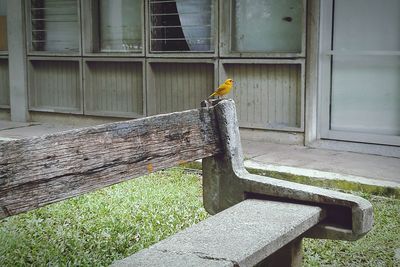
[247,168,400,199]
[183,161,400,198]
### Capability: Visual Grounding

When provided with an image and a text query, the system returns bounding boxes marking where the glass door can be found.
[319,0,400,146]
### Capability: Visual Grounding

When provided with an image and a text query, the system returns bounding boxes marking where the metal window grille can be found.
[150,0,214,52]
[30,0,79,52]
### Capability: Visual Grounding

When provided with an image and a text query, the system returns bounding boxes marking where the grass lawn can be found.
[1,168,399,266]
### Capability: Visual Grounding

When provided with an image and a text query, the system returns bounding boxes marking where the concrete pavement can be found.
[1,119,399,191]
[0,120,80,140]
[242,140,400,187]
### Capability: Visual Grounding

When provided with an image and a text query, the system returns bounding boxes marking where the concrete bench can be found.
[114,200,325,267]
[0,99,373,266]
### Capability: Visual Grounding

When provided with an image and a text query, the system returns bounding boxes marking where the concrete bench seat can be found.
[113,199,325,267]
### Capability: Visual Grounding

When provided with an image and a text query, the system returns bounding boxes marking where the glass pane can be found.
[0,0,6,51]
[30,0,79,52]
[99,0,142,52]
[150,0,214,52]
[333,0,400,51]
[0,59,9,106]
[330,0,400,136]
[232,0,303,53]
[331,56,400,136]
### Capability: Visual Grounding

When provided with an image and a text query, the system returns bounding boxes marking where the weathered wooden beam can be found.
[0,107,222,219]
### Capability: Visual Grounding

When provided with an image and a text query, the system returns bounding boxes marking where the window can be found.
[319,0,400,145]
[30,0,80,53]
[149,0,214,52]
[0,59,9,107]
[330,0,400,136]
[221,0,305,56]
[232,0,302,53]
[99,0,142,52]
[0,0,6,51]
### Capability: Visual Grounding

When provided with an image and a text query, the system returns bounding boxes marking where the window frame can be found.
[26,0,82,56]
[82,0,145,57]
[318,0,400,146]
[220,0,307,58]
[0,55,9,109]
[146,0,218,58]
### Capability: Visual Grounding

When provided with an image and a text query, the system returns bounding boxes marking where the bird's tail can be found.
[208,91,216,99]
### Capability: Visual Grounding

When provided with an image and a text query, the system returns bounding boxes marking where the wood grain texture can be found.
[0,107,222,218]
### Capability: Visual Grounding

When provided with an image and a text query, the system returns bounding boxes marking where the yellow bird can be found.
[208,79,234,99]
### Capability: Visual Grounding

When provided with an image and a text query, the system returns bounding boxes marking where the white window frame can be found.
[318,0,400,146]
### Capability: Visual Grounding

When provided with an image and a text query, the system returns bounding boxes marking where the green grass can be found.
[0,168,208,266]
[1,168,399,266]
[303,193,400,267]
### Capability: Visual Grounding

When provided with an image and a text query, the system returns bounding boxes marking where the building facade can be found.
[0,0,399,157]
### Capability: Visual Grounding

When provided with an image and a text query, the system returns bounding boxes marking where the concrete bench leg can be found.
[257,237,302,267]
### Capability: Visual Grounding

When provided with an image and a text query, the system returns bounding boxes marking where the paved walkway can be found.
[1,120,399,189]
[242,140,400,188]
[0,120,79,140]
